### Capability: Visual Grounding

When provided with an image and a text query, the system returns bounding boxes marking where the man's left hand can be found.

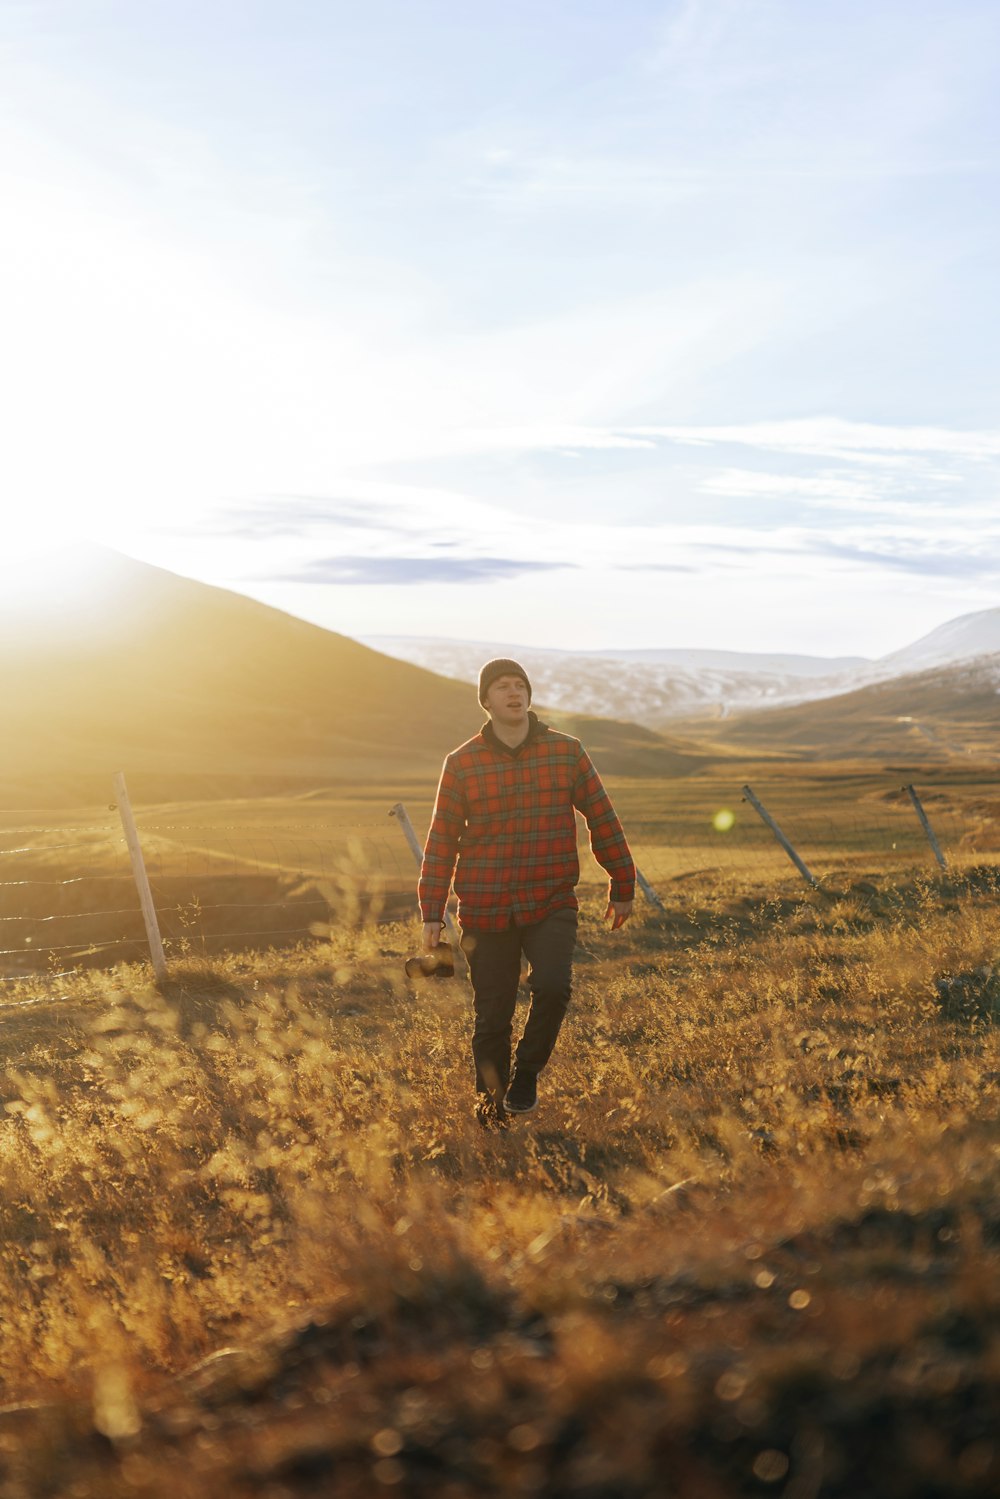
[605,900,633,930]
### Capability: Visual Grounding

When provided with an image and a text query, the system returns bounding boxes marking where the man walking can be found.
[418,658,636,1129]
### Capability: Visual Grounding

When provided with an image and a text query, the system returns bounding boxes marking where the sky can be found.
[1,0,998,658]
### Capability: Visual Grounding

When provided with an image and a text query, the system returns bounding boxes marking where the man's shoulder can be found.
[535,724,585,756]
[445,732,490,767]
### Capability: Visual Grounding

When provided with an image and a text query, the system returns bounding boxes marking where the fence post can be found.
[635,866,666,913]
[904,784,948,871]
[742,784,818,887]
[389,802,468,974]
[113,772,167,982]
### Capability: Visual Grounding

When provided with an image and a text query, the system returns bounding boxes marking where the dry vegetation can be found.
[0,868,998,1498]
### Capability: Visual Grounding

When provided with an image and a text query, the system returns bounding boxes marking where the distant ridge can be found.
[355,635,869,731]
[672,655,1000,762]
[357,610,1000,738]
[360,634,867,678]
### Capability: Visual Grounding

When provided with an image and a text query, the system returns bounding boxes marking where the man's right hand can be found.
[422,921,445,952]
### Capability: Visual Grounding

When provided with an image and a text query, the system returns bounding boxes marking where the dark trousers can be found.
[460,908,578,1097]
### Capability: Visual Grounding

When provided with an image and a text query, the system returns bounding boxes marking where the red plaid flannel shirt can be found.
[418,713,636,931]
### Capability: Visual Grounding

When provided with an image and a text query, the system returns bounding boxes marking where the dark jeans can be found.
[460,907,578,1097]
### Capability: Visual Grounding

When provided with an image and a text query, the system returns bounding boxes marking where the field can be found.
[4,763,1000,983]
[0,769,998,1496]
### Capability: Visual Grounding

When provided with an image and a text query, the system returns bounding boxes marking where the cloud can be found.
[263,555,574,585]
[218,499,394,538]
[701,468,878,505]
[813,540,1000,580]
[693,465,989,521]
[639,419,1000,464]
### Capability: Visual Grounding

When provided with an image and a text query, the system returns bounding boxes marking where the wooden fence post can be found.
[389,802,468,973]
[113,772,167,982]
[904,784,948,871]
[742,784,818,887]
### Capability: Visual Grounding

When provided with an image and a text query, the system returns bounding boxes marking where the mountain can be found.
[0,548,706,808]
[360,636,866,677]
[670,654,1000,762]
[879,608,1000,674]
[357,612,1000,735]
[355,635,867,731]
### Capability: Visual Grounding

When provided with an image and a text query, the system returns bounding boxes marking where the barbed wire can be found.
[167,926,318,945]
[0,969,83,985]
[1,791,998,987]
[0,907,147,924]
[0,875,138,888]
[0,937,143,958]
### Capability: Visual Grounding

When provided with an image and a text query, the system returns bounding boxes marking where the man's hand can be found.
[605,900,633,930]
[422,921,445,952]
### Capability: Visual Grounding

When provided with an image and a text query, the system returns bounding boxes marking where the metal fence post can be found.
[635,866,666,912]
[389,802,467,973]
[741,784,818,887]
[113,772,167,981]
[904,784,948,871]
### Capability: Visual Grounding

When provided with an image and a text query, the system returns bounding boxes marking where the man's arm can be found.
[572,746,636,923]
[418,757,465,945]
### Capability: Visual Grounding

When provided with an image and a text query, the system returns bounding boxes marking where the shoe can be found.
[475,1093,510,1131]
[505,1069,538,1114]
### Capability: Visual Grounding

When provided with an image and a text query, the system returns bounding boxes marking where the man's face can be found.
[484,674,529,722]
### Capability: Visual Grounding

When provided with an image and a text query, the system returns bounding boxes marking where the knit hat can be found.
[478,657,532,707]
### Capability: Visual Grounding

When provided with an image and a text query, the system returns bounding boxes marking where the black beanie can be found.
[478,658,532,707]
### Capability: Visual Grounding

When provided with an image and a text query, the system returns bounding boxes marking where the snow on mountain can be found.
[567,647,867,676]
[354,636,867,732]
[356,614,1000,735]
[880,608,1000,673]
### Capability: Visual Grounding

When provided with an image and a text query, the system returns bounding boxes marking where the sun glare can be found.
[0,520,104,616]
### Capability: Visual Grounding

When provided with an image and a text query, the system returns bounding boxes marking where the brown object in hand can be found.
[404,939,455,979]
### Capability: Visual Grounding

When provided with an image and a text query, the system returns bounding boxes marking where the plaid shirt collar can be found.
[480,709,549,759]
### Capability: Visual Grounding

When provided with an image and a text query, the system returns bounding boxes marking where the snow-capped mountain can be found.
[879,609,1000,674]
[356,610,1000,734]
[353,636,865,730]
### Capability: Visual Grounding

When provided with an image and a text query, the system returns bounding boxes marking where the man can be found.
[418,657,636,1129]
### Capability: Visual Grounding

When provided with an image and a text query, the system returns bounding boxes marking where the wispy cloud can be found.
[694,465,988,521]
[264,556,573,585]
[701,468,879,506]
[812,539,1000,580]
[639,419,1000,464]
[218,499,394,538]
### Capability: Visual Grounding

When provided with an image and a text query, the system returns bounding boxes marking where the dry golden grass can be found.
[0,871,997,1496]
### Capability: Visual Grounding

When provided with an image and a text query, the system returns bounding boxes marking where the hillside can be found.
[673,655,1000,761]
[0,871,997,1496]
[0,547,706,807]
[883,606,1000,673]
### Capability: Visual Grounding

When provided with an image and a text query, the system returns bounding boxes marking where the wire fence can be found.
[620,798,966,889]
[0,815,415,983]
[1,778,998,986]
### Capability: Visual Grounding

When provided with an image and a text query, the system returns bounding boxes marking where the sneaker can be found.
[505,1069,538,1114]
[475,1093,510,1131]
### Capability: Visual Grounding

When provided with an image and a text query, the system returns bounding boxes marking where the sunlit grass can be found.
[0,873,997,1495]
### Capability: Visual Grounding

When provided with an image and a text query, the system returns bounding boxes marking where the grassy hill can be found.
[675,656,1000,762]
[0,548,707,808]
[0,868,997,1495]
